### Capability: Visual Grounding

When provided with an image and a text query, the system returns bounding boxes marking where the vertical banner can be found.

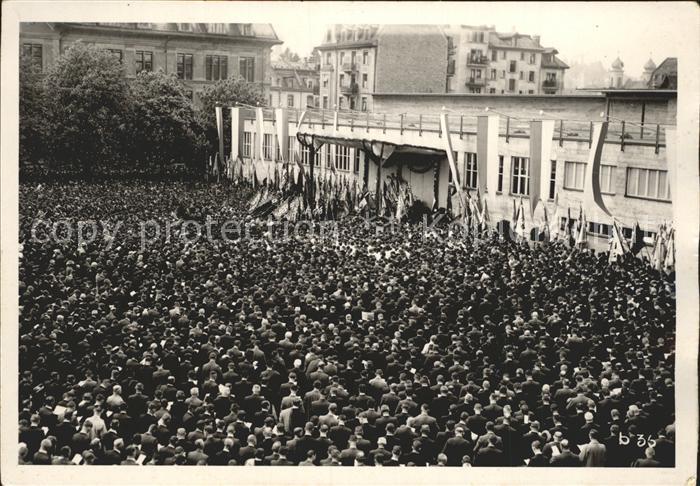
[439,113,464,213]
[256,107,265,163]
[583,121,612,217]
[230,107,242,161]
[528,119,556,218]
[275,108,289,164]
[476,114,500,198]
[215,106,225,165]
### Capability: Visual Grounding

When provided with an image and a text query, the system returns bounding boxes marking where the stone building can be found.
[19,22,281,104]
[269,60,319,109]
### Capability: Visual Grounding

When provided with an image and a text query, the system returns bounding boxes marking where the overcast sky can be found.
[271,2,693,78]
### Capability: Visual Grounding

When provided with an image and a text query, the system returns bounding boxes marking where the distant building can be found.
[443,25,568,95]
[19,22,281,104]
[315,24,447,112]
[649,57,677,89]
[269,60,319,109]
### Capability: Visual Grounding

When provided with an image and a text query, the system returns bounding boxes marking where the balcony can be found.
[542,79,559,88]
[340,82,359,95]
[312,85,320,95]
[465,77,487,87]
[321,64,334,72]
[341,62,357,72]
[466,55,489,66]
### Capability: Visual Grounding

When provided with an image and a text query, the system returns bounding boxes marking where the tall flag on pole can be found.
[516,198,527,241]
[215,106,225,165]
[575,205,588,248]
[583,121,612,217]
[528,119,556,218]
[608,220,628,263]
[476,114,500,198]
[439,113,465,216]
[664,227,675,272]
[564,207,574,247]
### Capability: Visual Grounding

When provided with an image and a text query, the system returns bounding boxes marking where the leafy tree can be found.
[19,53,46,172]
[197,76,265,156]
[42,43,131,175]
[129,70,205,170]
[278,47,301,63]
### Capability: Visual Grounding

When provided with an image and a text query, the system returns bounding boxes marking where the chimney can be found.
[533,35,540,46]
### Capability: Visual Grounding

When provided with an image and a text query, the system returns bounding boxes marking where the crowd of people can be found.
[18,180,676,467]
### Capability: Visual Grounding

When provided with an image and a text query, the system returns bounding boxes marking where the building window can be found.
[306,95,314,108]
[242,132,252,158]
[501,51,506,60]
[564,161,586,190]
[600,165,616,194]
[22,43,43,71]
[177,53,193,80]
[301,144,310,165]
[363,51,368,64]
[520,52,525,61]
[519,71,524,80]
[491,50,497,61]
[288,136,296,162]
[354,149,361,173]
[549,160,557,200]
[528,90,534,94]
[241,24,252,36]
[530,53,536,64]
[589,222,612,237]
[361,97,368,111]
[239,57,255,82]
[336,145,351,171]
[323,76,329,88]
[509,60,517,73]
[490,69,497,80]
[326,53,331,65]
[205,55,228,81]
[323,96,328,109]
[325,145,333,168]
[497,155,504,192]
[287,95,294,107]
[362,73,368,88]
[351,51,356,65]
[626,167,670,201]
[135,51,153,73]
[528,71,535,82]
[463,152,478,189]
[511,156,530,195]
[339,51,345,64]
[500,70,506,79]
[489,88,496,94]
[107,49,123,63]
[508,79,516,91]
[263,134,273,160]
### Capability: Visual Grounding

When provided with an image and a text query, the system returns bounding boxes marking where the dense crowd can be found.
[18,181,676,467]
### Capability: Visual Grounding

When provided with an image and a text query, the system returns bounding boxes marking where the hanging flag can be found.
[511,198,518,229]
[540,203,550,243]
[548,193,560,240]
[564,207,574,247]
[476,114,500,197]
[482,198,491,228]
[215,106,225,164]
[255,107,265,163]
[275,108,289,165]
[529,119,556,218]
[630,221,646,255]
[230,106,243,163]
[439,113,465,215]
[583,121,612,217]
[665,128,676,203]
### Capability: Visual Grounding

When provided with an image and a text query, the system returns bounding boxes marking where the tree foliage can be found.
[129,70,205,170]
[278,47,301,63]
[19,54,46,170]
[42,43,132,174]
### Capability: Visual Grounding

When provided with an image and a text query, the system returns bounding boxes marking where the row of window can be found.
[325,50,370,67]
[322,96,369,111]
[558,217,657,241]
[21,43,256,82]
[457,153,670,202]
[242,132,363,173]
